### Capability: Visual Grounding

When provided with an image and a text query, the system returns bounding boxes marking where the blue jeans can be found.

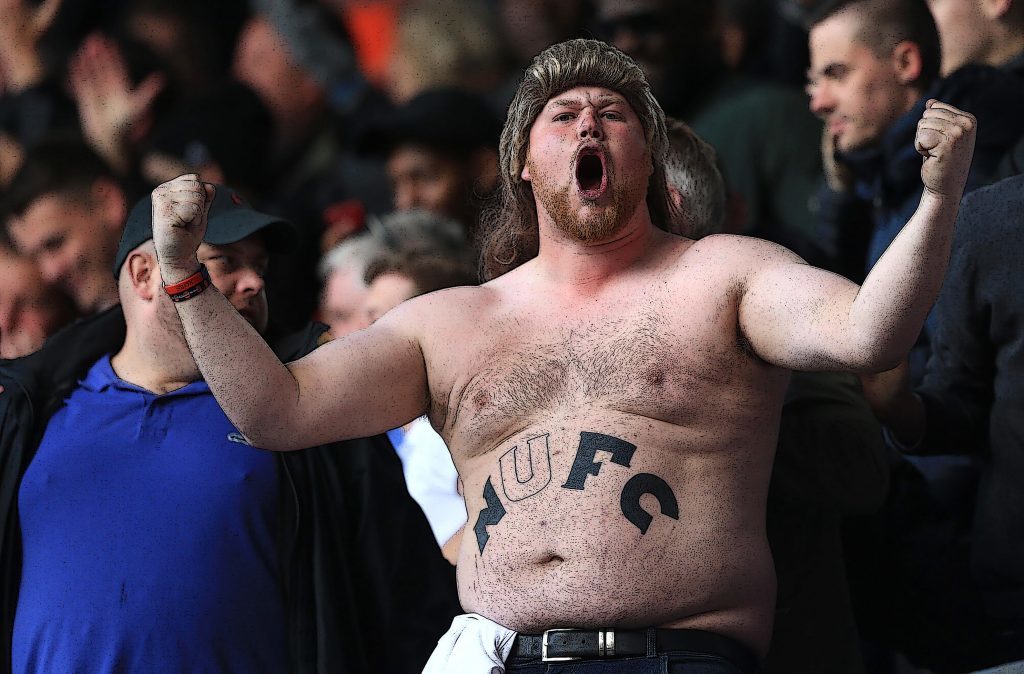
[504,651,750,673]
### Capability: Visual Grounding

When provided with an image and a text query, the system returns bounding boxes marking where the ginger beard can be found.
[527,143,648,242]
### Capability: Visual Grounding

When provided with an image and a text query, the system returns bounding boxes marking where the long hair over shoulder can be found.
[479,39,678,281]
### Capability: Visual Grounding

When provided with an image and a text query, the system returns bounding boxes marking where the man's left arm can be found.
[738,100,977,373]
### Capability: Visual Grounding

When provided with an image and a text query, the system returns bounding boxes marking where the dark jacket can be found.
[916,175,1024,628]
[0,308,460,674]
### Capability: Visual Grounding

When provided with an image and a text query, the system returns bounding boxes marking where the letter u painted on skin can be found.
[499,434,553,502]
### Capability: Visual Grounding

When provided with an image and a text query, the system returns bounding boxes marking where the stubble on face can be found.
[527,149,647,243]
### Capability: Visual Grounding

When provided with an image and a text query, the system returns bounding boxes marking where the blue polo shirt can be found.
[13,356,287,673]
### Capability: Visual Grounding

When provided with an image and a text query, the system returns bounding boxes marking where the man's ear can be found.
[521,152,532,182]
[90,177,128,233]
[124,250,159,301]
[892,41,924,85]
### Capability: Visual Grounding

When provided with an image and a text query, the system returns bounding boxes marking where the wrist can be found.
[164,264,212,303]
[159,255,201,285]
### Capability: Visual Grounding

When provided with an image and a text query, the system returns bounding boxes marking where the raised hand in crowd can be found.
[0,0,61,91]
[916,99,977,198]
[151,174,215,278]
[68,33,165,175]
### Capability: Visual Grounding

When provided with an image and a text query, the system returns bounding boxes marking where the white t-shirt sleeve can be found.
[397,417,467,546]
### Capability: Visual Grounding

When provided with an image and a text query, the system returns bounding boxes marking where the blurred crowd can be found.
[2,0,1024,672]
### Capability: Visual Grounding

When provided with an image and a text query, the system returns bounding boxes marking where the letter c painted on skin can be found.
[620,473,680,534]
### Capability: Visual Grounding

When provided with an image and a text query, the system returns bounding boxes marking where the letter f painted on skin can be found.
[561,431,636,490]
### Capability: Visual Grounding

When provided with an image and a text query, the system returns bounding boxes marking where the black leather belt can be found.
[510,627,759,672]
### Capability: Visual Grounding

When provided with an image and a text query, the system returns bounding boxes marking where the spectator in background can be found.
[139,81,273,200]
[388,0,510,112]
[593,0,724,120]
[807,3,1024,669]
[807,0,1024,371]
[67,31,173,178]
[690,0,827,269]
[861,174,1024,670]
[318,209,467,338]
[4,139,129,317]
[0,245,75,359]
[663,118,726,239]
[113,0,237,97]
[806,0,1024,374]
[233,0,391,331]
[319,233,388,339]
[355,88,501,240]
[595,0,828,271]
[233,1,355,178]
[360,248,478,563]
[496,0,593,71]
[923,0,1024,179]
[0,186,459,674]
[0,0,80,185]
[926,0,1024,76]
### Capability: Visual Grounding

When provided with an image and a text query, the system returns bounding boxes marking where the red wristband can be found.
[164,264,211,302]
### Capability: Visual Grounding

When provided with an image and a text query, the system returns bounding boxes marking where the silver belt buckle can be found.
[541,628,616,662]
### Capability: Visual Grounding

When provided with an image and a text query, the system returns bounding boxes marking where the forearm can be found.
[846,191,958,370]
[166,262,303,450]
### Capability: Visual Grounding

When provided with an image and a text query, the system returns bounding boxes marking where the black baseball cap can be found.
[113,184,296,278]
[354,88,501,157]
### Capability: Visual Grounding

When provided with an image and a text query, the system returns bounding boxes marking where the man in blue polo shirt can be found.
[0,187,459,673]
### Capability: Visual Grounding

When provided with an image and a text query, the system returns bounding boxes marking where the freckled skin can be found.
[430,234,788,656]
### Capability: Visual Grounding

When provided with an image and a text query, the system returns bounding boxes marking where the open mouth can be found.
[575,147,607,200]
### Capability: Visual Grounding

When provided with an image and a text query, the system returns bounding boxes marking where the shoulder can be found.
[952,175,1024,257]
[683,233,805,270]
[374,284,501,339]
[961,174,1024,214]
[668,235,807,306]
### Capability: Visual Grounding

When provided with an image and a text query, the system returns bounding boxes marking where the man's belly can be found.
[453,414,778,657]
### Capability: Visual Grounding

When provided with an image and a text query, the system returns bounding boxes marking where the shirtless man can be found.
[149,40,976,672]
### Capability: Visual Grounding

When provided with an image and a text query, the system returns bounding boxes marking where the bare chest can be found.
[432,296,753,452]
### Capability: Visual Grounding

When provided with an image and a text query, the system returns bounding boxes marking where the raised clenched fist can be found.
[151,174,215,282]
[916,100,977,200]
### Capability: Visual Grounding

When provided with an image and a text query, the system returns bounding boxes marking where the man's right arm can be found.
[151,176,429,450]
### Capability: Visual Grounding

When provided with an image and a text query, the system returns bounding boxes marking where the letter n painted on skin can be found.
[499,434,553,502]
[562,431,636,490]
[620,473,680,534]
[473,478,507,554]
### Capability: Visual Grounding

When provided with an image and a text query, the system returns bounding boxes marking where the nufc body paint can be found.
[562,431,636,489]
[473,430,681,555]
[473,478,506,553]
[499,434,553,502]
[620,473,680,534]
